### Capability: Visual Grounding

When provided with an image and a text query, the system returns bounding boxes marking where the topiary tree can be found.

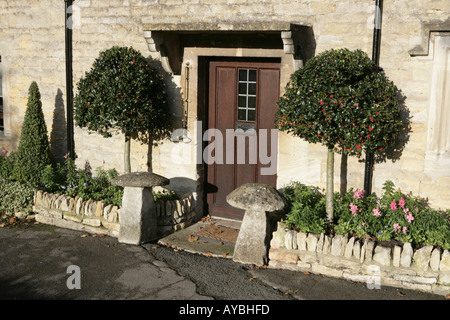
[74,46,170,173]
[13,81,52,186]
[276,48,403,221]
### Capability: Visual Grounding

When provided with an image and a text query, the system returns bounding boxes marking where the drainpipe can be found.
[65,0,75,160]
[364,0,383,195]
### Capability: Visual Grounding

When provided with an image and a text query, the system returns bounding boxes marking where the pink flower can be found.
[353,189,365,199]
[393,223,400,231]
[399,198,406,208]
[390,201,397,210]
[1,149,7,155]
[373,208,381,217]
[64,154,69,159]
[402,226,408,234]
[349,203,359,216]
[406,213,414,223]
[362,222,366,226]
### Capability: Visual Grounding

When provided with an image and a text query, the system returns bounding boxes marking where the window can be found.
[237,69,257,122]
[0,56,3,131]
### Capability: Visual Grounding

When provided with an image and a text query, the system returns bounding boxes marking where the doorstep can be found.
[157,217,241,259]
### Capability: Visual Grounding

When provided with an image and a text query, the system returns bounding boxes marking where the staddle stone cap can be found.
[111,172,170,188]
[226,183,286,212]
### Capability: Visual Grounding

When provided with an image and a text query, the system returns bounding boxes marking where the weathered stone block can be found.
[344,236,355,259]
[306,233,318,252]
[269,248,299,264]
[373,246,391,267]
[331,235,347,257]
[297,232,307,251]
[353,240,361,261]
[269,222,287,249]
[316,233,324,253]
[322,235,331,254]
[285,230,297,250]
[430,248,441,272]
[413,245,433,271]
[393,245,402,268]
[440,250,450,271]
[365,240,375,263]
[401,243,413,268]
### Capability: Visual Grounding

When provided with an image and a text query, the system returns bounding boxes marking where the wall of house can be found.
[1,1,449,213]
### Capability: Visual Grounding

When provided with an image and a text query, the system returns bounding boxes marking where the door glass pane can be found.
[238,83,247,95]
[248,109,256,122]
[239,69,247,81]
[237,68,257,122]
[248,96,256,108]
[238,95,246,108]
[249,69,256,81]
[238,108,247,121]
[248,83,256,95]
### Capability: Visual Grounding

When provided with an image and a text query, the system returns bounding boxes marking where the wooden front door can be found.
[207,60,280,220]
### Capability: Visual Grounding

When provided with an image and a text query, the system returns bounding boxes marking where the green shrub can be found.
[13,82,52,186]
[0,150,15,180]
[283,182,329,234]
[40,156,124,207]
[0,178,36,216]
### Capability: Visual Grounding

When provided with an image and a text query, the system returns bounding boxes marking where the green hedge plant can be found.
[74,46,170,173]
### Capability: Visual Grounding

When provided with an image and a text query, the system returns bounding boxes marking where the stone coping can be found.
[143,21,292,32]
[269,222,450,296]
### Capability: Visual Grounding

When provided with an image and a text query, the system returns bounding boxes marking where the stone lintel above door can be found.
[143,22,314,75]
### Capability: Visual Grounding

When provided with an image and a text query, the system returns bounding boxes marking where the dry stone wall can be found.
[269,221,450,296]
[33,190,196,238]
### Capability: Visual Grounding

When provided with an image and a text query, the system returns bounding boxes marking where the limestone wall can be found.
[269,221,450,296]
[1,0,449,211]
[33,190,196,238]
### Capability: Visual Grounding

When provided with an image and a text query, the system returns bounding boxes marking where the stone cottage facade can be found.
[0,0,449,221]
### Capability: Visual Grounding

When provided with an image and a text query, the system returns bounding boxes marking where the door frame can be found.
[203,57,281,220]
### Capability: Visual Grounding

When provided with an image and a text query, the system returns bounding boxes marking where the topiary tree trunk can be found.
[326,148,334,221]
[13,82,52,186]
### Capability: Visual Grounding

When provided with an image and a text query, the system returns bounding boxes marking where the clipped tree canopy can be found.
[74,46,170,140]
[276,48,404,158]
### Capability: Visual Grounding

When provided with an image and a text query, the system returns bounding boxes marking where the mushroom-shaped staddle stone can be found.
[226,183,286,266]
[226,183,285,213]
[111,172,169,188]
[112,172,170,245]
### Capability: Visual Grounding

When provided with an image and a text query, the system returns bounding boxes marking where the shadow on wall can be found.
[50,88,67,164]
[143,56,181,173]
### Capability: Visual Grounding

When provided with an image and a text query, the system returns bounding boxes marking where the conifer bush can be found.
[13,82,52,186]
